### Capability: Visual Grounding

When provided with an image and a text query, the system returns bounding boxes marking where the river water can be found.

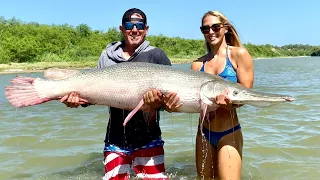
[0,57,319,180]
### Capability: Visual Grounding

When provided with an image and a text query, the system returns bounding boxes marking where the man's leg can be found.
[103,151,132,180]
[131,146,168,180]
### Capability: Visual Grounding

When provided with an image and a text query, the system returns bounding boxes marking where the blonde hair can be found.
[202,10,242,52]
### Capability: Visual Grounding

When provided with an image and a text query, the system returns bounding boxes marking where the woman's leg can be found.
[217,129,243,180]
[196,125,218,179]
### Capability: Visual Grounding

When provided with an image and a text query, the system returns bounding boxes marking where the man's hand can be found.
[163,92,182,113]
[143,89,163,110]
[60,92,89,108]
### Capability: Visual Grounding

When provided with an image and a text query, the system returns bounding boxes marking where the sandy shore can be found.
[0,56,310,75]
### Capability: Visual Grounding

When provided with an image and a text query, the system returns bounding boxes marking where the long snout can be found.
[231,90,294,107]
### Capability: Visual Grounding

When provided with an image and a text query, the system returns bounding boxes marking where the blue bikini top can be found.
[199,47,238,82]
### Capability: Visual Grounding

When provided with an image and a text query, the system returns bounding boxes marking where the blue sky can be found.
[0,0,318,46]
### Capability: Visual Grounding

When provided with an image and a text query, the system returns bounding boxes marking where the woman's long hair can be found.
[202,11,242,52]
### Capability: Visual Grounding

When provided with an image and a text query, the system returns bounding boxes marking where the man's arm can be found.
[97,49,108,69]
[156,50,172,66]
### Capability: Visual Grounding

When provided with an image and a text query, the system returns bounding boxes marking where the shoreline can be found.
[0,56,310,75]
[254,55,309,60]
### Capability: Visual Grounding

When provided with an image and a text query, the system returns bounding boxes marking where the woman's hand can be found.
[215,90,235,110]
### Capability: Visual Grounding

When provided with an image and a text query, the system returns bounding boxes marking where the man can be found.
[62,8,180,180]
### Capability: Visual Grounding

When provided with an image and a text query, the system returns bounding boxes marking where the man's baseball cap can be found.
[122,8,147,24]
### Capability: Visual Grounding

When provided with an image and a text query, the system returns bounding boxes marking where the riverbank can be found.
[0,57,192,74]
[0,61,98,74]
[0,56,310,74]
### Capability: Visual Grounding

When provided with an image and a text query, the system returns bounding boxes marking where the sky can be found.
[0,0,318,46]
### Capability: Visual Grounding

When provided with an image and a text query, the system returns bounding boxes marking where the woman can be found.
[192,10,254,179]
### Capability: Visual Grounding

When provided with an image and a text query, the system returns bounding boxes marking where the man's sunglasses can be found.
[124,22,146,30]
[200,23,224,34]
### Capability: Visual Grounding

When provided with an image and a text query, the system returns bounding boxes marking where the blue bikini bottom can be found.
[202,124,241,148]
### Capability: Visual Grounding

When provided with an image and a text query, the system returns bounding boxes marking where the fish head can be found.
[200,80,294,108]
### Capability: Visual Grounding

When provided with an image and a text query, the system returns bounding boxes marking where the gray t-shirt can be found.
[98,40,171,149]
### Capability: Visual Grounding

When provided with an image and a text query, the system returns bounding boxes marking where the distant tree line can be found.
[0,17,319,64]
[311,50,320,56]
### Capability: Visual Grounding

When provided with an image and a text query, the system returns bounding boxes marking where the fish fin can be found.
[200,101,208,125]
[199,101,208,136]
[5,76,51,108]
[44,68,80,80]
[123,99,145,126]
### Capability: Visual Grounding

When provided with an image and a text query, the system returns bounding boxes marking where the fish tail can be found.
[5,76,51,108]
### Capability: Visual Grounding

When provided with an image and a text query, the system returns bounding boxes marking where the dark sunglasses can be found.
[124,22,146,30]
[200,23,224,34]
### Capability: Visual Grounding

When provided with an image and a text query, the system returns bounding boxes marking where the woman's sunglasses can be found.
[200,23,224,34]
[124,22,146,30]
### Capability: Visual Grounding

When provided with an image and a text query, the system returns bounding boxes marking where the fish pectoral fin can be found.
[199,101,209,136]
[123,99,144,126]
[200,101,208,124]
